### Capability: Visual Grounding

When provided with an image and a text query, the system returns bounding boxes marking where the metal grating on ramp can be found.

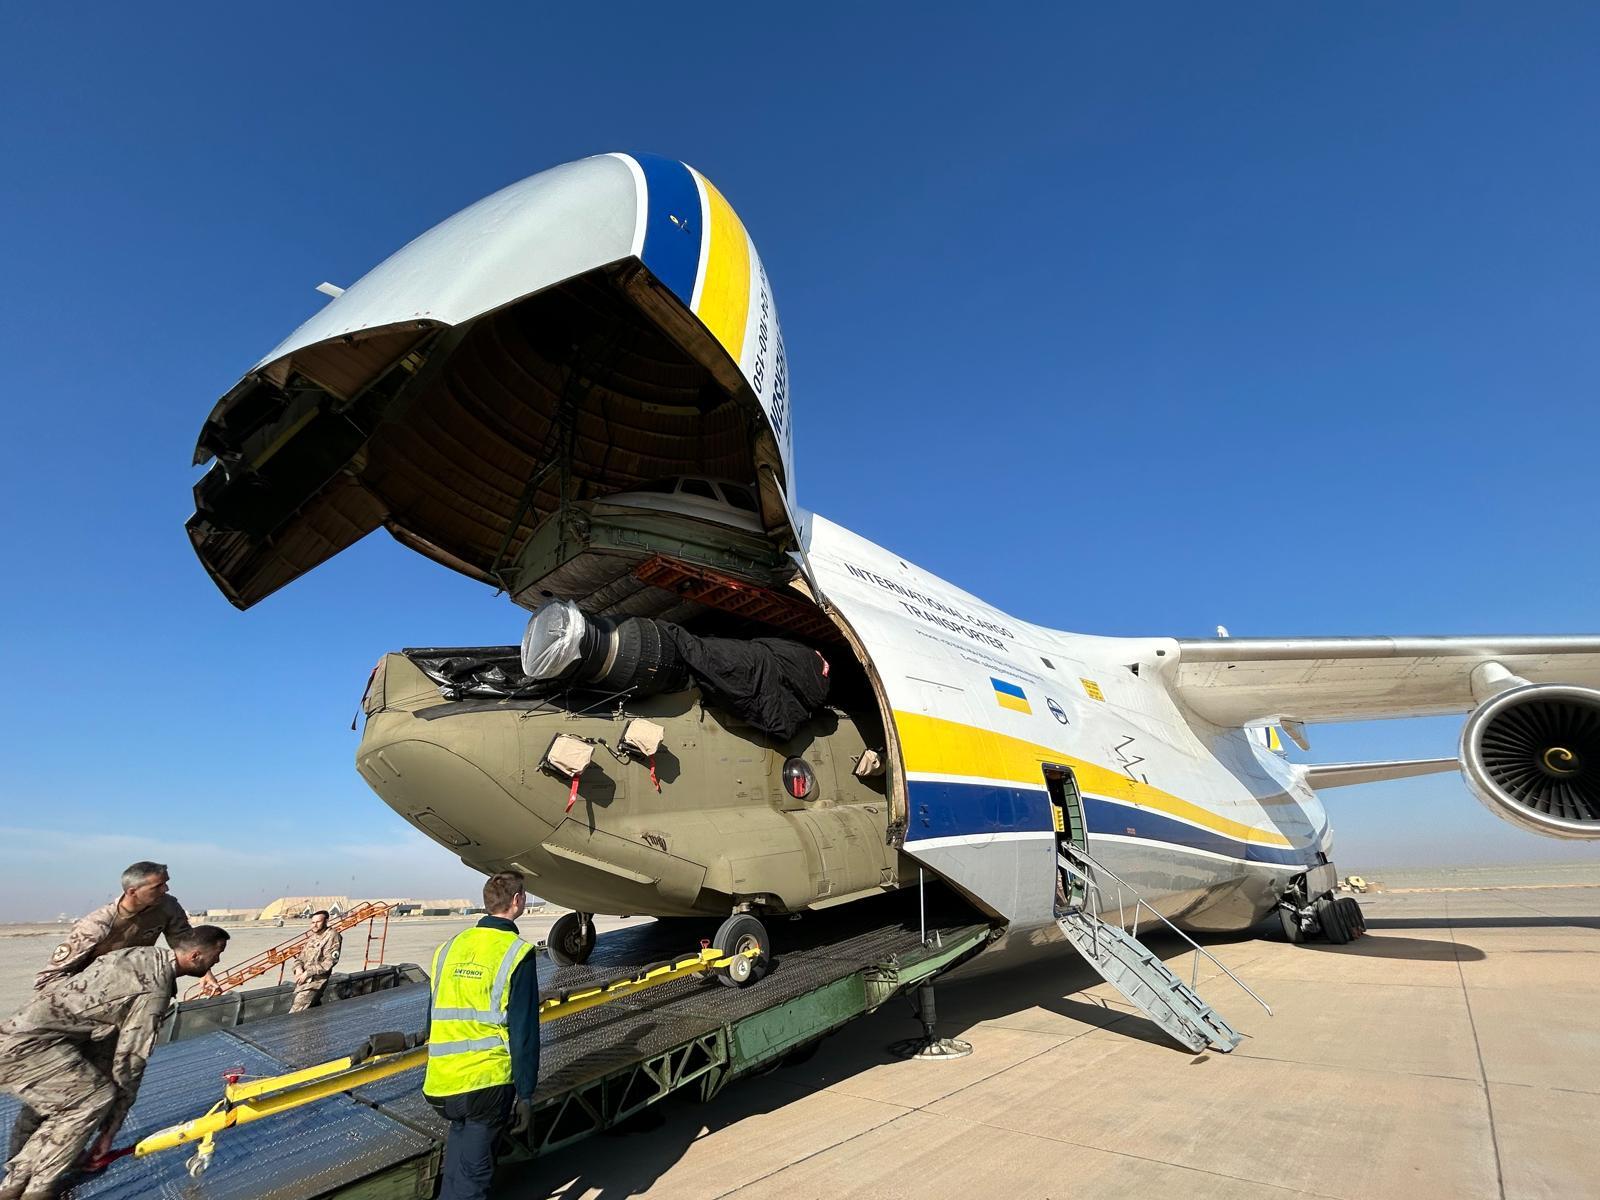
[232,982,431,1067]
[0,1030,435,1200]
[0,888,991,1198]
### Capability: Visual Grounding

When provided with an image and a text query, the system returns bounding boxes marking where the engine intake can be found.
[1461,684,1600,839]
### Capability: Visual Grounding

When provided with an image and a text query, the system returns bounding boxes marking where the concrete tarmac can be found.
[0,889,1592,1198]
[493,886,1599,1200]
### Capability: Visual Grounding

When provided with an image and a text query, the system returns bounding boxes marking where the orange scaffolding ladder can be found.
[186,901,394,1000]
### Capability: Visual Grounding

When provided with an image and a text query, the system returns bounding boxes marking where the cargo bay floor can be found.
[3,886,1596,1199]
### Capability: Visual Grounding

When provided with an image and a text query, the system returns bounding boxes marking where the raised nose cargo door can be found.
[187,153,795,614]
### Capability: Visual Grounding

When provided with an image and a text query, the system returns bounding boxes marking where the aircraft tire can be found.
[1338,896,1366,938]
[713,914,771,988]
[1278,905,1307,944]
[1318,896,1353,945]
[547,911,596,966]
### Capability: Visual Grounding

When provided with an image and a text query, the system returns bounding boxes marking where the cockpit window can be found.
[678,478,717,500]
[637,478,677,494]
[721,484,758,512]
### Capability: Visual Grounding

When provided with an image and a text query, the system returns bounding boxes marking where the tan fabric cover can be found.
[853,748,885,778]
[544,734,595,777]
[620,718,665,757]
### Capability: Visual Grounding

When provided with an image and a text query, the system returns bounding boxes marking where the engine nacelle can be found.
[1460,683,1600,839]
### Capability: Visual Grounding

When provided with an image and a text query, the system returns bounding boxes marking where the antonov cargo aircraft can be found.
[186,154,1600,1013]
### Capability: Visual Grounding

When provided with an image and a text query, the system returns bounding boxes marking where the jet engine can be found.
[1460,684,1600,838]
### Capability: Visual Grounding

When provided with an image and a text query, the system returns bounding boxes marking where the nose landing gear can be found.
[712,914,771,987]
[546,912,597,965]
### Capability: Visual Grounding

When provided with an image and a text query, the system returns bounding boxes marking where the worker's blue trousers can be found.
[430,1084,511,1200]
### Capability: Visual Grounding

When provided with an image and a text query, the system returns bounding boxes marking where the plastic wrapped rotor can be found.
[521,600,587,680]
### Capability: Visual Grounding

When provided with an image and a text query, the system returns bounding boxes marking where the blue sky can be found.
[2,5,1597,919]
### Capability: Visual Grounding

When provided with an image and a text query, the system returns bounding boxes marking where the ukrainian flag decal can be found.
[991,677,1031,715]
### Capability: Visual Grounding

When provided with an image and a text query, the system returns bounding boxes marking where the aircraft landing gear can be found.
[1279,863,1367,947]
[1278,902,1310,944]
[712,913,771,988]
[1316,895,1367,944]
[547,911,596,966]
[1280,894,1367,945]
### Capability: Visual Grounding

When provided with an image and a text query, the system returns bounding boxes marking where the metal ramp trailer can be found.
[2,891,994,1199]
[158,964,429,1046]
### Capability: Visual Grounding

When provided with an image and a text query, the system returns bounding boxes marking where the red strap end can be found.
[83,1147,133,1172]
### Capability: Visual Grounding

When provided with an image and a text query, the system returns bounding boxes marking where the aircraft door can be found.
[1044,765,1088,914]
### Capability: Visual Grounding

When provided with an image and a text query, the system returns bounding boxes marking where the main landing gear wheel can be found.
[1337,896,1367,938]
[1317,896,1355,944]
[547,912,596,966]
[1279,905,1308,944]
[713,914,770,988]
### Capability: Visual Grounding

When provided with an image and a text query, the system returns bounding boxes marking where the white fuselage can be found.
[804,512,1330,935]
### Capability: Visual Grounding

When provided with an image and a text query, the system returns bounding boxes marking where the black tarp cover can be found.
[402,626,830,741]
[660,629,829,742]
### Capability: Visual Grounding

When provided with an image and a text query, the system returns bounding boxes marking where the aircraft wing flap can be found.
[1170,635,1600,726]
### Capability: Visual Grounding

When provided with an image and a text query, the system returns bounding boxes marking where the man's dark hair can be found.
[483,871,525,914]
[310,910,330,921]
[171,926,230,955]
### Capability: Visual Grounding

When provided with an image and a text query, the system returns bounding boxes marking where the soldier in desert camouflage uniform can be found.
[289,910,342,1014]
[34,862,214,992]
[0,927,229,1199]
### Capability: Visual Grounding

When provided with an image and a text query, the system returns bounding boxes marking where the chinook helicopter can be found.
[187,153,1600,981]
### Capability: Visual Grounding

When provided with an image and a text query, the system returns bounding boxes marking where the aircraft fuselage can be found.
[357,511,1331,938]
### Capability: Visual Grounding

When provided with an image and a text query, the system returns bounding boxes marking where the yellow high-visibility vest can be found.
[423,926,534,1097]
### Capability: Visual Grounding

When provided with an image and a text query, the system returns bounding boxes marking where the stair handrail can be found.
[185,901,395,999]
[1059,843,1272,1018]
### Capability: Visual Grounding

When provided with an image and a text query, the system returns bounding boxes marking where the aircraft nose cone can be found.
[357,722,556,861]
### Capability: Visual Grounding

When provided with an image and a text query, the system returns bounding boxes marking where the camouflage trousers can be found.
[0,1037,118,1195]
[289,974,330,1014]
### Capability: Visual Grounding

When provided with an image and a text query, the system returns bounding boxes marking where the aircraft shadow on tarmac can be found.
[501,949,1120,1197]
[496,922,1497,1196]
[501,1004,933,1199]
[493,931,1238,1196]
[1366,914,1600,931]
[1297,933,1485,960]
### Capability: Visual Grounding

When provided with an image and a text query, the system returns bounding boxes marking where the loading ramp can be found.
[1,891,993,1199]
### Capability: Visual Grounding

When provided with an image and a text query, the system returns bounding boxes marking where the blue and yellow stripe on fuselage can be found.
[629,153,755,370]
[893,711,1323,869]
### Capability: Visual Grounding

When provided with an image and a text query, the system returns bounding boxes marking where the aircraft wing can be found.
[1302,758,1459,789]
[1169,636,1600,726]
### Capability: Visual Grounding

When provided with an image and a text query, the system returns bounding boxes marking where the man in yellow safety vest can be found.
[423,871,540,1199]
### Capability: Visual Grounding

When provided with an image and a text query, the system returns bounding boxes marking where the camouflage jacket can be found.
[294,928,342,980]
[0,946,178,1132]
[35,894,192,991]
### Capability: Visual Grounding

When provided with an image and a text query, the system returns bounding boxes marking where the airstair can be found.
[1055,844,1270,1053]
